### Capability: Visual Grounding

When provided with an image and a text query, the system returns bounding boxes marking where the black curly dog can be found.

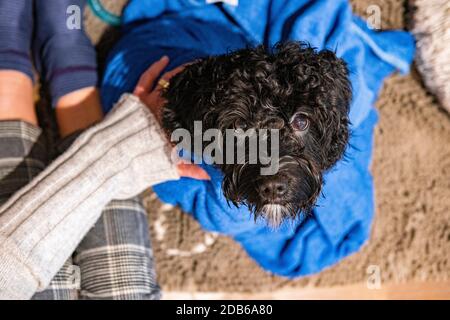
[163,42,351,226]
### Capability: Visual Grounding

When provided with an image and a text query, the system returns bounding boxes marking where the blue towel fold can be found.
[101,0,415,277]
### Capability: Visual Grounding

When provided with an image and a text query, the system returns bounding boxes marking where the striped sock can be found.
[0,1,34,80]
[33,0,98,106]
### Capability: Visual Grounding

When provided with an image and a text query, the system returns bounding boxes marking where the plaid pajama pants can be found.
[0,120,161,300]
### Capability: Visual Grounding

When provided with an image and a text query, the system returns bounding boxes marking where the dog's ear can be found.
[312,50,352,170]
[161,63,201,134]
[162,57,226,134]
[273,43,351,171]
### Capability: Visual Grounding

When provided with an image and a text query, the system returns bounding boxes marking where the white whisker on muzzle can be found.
[261,204,289,228]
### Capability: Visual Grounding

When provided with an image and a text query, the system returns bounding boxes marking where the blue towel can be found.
[101,0,415,277]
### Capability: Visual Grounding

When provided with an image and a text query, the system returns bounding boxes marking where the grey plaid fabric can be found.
[74,198,161,300]
[0,120,161,300]
[0,121,48,201]
[0,121,76,300]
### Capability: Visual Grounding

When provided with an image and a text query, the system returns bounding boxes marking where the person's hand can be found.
[133,56,184,121]
[134,56,209,181]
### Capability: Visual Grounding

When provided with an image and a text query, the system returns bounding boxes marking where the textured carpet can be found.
[409,0,450,113]
[84,0,450,292]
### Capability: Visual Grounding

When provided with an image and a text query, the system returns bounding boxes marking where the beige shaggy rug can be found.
[83,0,450,293]
[409,0,450,113]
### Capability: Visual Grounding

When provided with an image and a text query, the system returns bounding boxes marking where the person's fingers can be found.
[136,61,188,122]
[148,64,186,119]
[162,65,186,81]
[176,163,210,180]
[133,56,169,96]
[154,64,187,92]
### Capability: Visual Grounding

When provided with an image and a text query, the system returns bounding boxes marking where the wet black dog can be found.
[162,42,351,226]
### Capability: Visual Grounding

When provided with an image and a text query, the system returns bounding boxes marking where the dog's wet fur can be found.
[163,42,352,227]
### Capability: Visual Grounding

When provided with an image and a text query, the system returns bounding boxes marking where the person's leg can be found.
[0,1,36,125]
[51,83,161,299]
[49,103,161,300]
[0,0,101,133]
[0,1,34,81]
[0,120,47,206]
[0,0,40,197]
[0,71,45,209]
[73,198,162,300]
[33,0,98,107]
[0,2,79,301]
[0,71,37,125]
[30,0,161,299]
[32,0,102,137]
[55,86,103,138]
[31,88,102,300]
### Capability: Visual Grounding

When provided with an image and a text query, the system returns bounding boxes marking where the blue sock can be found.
[33,0,98,105]
[0,1,34,80]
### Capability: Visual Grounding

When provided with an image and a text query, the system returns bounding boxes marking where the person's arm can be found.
[0,93,179,299]
[0,56,205,300]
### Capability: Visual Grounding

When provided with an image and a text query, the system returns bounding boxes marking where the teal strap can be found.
[87,0,121,26]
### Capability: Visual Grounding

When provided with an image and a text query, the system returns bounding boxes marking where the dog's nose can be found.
[259,180,287,199]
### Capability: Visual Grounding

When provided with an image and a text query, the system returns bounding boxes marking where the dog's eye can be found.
[291,114,309,131]
[234,119,248,130]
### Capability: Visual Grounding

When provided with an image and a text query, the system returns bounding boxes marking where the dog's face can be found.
[163,42,352,226]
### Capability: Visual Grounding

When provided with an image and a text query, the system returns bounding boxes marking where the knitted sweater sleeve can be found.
[0,93,178,299]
